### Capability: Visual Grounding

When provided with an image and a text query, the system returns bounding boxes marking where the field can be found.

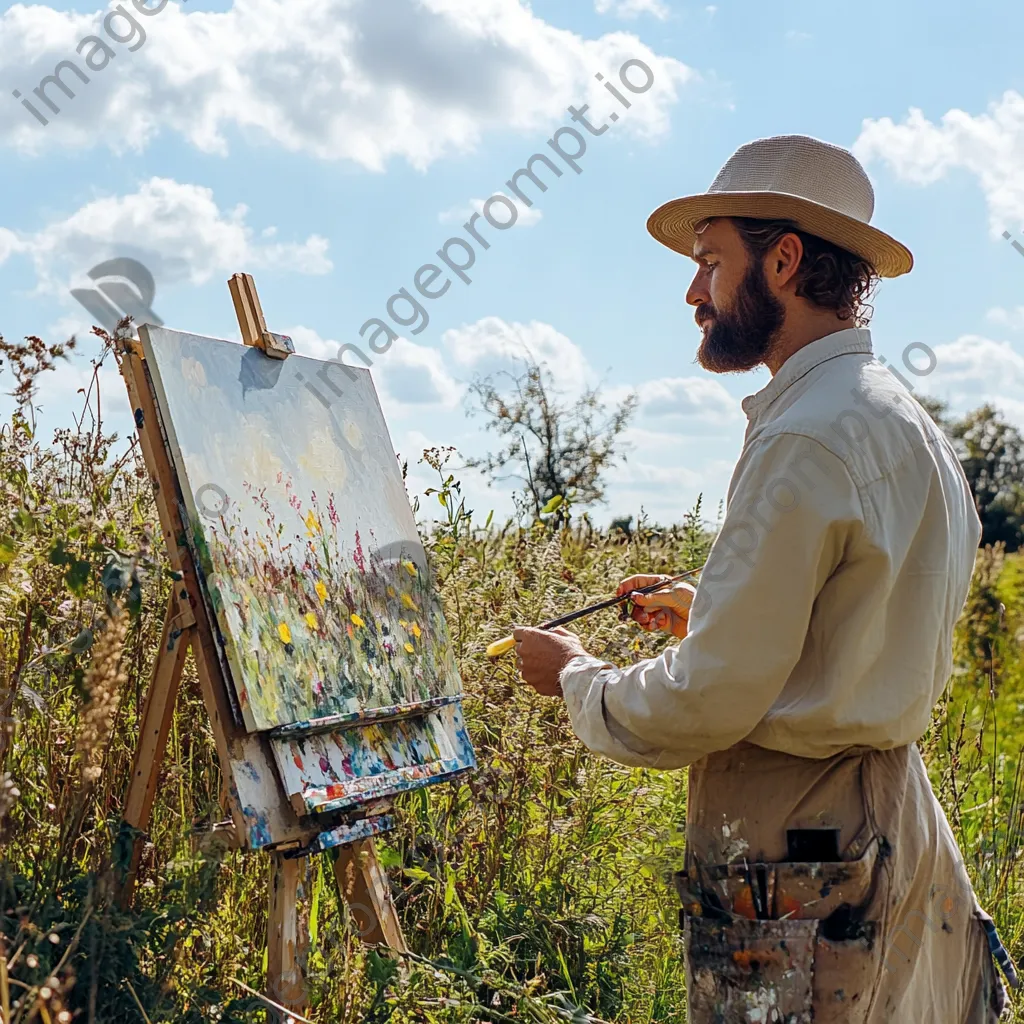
[1,337,1022,1022]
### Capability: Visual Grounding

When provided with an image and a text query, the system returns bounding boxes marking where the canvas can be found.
[140,328,470,782]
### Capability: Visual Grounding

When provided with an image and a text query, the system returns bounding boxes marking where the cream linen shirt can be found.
[560,327,982,767]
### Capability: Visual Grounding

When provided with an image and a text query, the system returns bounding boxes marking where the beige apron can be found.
[677,742,1009,1023]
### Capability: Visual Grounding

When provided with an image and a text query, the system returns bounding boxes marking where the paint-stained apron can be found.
[677,742,1014,1023]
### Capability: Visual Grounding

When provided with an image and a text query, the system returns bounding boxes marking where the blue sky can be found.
[2,0,1022,526]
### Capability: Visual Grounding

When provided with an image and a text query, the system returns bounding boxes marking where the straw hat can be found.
[647,134,913,278]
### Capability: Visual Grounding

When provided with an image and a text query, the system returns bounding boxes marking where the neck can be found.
[764,313,853,375]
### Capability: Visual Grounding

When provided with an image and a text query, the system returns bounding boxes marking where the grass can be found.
[0,332,1021,1021]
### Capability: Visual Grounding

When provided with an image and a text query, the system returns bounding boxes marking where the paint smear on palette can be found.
[302,813,396,856]
[270,702,476,815]
[140,327,463,733]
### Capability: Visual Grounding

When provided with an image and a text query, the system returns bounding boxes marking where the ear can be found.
[770,232,804,289]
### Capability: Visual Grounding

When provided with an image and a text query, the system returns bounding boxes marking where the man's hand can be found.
[512,626,589,697]
[617,574,696,640]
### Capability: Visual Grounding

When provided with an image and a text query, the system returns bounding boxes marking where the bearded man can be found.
[512,135,1016,1022]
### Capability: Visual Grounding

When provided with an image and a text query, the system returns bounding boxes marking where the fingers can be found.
[616,573,669,597]
[513,625,542,641]
[633,584,696,613]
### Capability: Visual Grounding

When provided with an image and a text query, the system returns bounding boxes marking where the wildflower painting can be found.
[140,327,464,735]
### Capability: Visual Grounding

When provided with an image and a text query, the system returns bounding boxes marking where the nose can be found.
[686,266,709,308]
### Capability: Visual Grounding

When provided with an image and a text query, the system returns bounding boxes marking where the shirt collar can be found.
[741,327,873,420]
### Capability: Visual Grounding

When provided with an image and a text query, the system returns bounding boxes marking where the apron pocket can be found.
[684,914,818,1023]
[812,931,879,1023]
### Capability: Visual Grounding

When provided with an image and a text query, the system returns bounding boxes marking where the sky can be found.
[1,0,1023,528]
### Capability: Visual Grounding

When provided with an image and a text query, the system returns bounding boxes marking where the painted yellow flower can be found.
[401,593,418,611]
[305,510,321,536]
[404,643,415,654]
[410,622,422,638]
[386,586,396,598]
[315,581,328,604]
[351,613,365,628]
[403,560,417,577]
[343,419,364,449]
[305,612,318,630]
[278,623,292,644]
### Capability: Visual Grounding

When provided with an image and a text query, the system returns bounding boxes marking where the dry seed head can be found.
[76,605,129,784]
[0,772,20,821]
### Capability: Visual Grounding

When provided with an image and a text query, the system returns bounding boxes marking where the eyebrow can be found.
[692,245,717,261]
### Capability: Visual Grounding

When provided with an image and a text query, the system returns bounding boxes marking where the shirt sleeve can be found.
[560,432,864,769]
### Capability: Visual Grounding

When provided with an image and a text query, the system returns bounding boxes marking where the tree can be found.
[918,398,1024,552]
[465,356,638,519]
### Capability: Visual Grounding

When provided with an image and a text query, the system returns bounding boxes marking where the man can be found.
[513,135,1015,1022]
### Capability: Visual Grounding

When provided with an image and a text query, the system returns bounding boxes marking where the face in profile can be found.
[687,218,785,373]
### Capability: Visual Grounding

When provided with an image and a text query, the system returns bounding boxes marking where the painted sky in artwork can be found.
[142,326,462,732]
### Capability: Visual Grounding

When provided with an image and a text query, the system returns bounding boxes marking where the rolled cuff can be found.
[560,654,678,769]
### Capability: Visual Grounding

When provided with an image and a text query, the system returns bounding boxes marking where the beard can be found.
[696,258,785,373]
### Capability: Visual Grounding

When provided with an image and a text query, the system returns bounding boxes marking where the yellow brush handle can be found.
[486,635,516,658]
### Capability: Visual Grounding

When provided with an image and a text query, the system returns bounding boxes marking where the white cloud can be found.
[442,316,592,393]
[929,334,1024,392]
[285,326,463,413]
[605,450,734,524]
[986,306,1024,331]
[287,325,338,361]
[375,337,464,411]
[0,227,23,265]
[438,196,542,228]
[2,0,694,166]
[853,92,1024,234]
[632,375,741,426]
[2,177,330,298]
[785,29,811,42]
[912,334,1024,428]
[33,351,130,435]
[594,0,670,19]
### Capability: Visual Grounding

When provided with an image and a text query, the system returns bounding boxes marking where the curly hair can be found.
[730,217,880,327]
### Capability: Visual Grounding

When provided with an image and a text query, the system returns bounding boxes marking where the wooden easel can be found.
[114,274,407,1021]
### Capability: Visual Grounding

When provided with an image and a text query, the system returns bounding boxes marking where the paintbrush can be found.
[485,563,706,657]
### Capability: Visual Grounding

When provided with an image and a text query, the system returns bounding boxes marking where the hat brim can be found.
[647,191,913,278]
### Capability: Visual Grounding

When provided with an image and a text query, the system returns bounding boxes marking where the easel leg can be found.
[116,593,192,908]
[333,838,408,952]
[268,853,312,1020]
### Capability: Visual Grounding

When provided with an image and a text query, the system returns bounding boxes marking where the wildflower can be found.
[404,643,415,654]
[315,581,328,604]
[401,593,418,611]
[76,605,129,785]
[403,560,417,577]
[278,622,292,645]
[410,622,422,638]
[387,586,396,598]
[305,510,321,536]
[351,614,365,628]
[305,612,318,630]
